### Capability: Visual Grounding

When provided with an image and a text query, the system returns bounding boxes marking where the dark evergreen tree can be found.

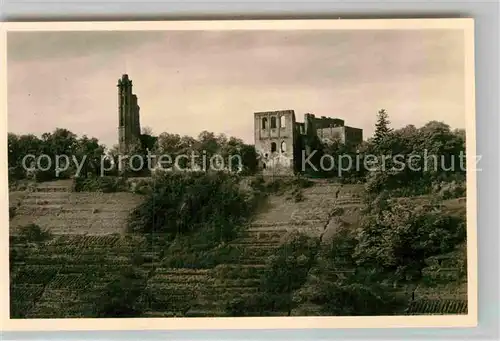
[373,109,392,148]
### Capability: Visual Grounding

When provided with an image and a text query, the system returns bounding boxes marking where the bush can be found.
[302,280,405,316]
[292,227,407,316]
[94,267,147,317]
[18,224,51,243]
[434,180,466,200]
[249,176,313,196]
[8,166,25,183]
[128,172,257,242]
[128,178,153,194]
[224,293,277,316]
[354,201,466,284]
[260,232,318,294]
[292,189,305,202]
[73,176,127,193]
[9,206,17,219]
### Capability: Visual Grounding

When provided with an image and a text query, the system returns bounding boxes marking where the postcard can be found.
[0,18,477,331]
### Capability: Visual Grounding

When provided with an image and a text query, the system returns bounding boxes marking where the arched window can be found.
[281,141,286,153]
[270,116,277,129]
[280,116,286,128]
[271,142,277,153]
[262,117,268,129]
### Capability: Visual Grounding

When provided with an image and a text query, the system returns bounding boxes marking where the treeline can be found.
[7,128,258,185]
[8,109,467,195]
[147,131,257,174]
[8,129,106,183]
[304,109,466,197]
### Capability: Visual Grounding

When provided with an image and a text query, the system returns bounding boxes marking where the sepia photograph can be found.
[1,19,477,331]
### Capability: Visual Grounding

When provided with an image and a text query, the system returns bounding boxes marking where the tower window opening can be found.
[281,141,286,153]
[280,116,286,128]
[270,116,277,129]
[271,142,277,153]
[262,117,268,129]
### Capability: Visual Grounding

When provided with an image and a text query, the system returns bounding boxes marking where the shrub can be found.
[128,178,153,194]
[330,207,345,216]
[9,206,17,219]
[94,267,147,317]
[73,176,127,193]
[249,176,313,196]
[354,201,466,284]
[301,279,405,316]
[128,172,257,243]
[8,166,25,183]
[18,224,51,243]
[260,232,318,293]
[292,227,407,316]
[434,180,466,200]
[292,190,305,202]
[224,293,276,316]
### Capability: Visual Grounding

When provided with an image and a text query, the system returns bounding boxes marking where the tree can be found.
[154,130,257,173]
[155,132,182,155]
[41,128,78,156]
[139,126,157,153]
[292,228,406,316]
[141,126,154,136]
[363,118,467,196]
[75,135,105,177]
[8,133,20,168]
[372,109,393,152]
[7,129,107,182]
[354,200,466,285]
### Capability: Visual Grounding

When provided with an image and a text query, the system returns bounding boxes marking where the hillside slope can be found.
[9,180,467,318]
[9,180,143,235]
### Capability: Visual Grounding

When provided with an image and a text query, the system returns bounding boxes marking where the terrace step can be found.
[214,264,266,269]
[249,221,293,228]
[33,186,72,193]
[250,220,325,228]
[184,309,228,317]
[201,286,260,295]
[236,257,270,265]
[141,311,182,317]
[19,204,63,210]
[154,268,211,276]
[247,227,289,233]
[23,198,70,205]
[230,242,280,248]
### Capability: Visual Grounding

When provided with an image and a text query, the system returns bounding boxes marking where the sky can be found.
[7,29,465,148]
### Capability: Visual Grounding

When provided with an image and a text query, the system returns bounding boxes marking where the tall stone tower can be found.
[254,110,297,176]
[118,74,141,153]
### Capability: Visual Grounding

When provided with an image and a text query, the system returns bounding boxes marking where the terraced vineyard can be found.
[133,181,365,317]
[10,234,156,318]
[9,179,467,317]
[9,180,361,317]
[9,180,144,235]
